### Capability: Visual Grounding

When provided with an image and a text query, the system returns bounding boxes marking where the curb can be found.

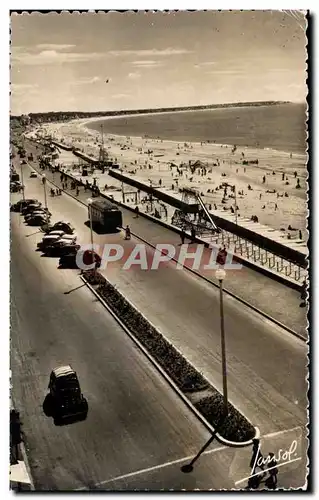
[28,161,305,341]
[80,275,259,448]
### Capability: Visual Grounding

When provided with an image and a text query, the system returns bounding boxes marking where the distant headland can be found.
[11,101,291,124]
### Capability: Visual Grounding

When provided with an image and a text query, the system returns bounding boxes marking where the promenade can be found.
[25,140,307,337]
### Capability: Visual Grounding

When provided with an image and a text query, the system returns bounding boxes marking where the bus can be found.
[88,199,123,232]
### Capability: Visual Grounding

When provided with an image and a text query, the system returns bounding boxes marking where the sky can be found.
[10,10,307,115]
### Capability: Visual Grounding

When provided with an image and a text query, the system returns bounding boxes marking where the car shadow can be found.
[84,220,121,235]
[42,394,88,426]
[42,393,54,417]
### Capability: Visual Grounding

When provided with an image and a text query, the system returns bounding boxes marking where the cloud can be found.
[195,61,217,68]
[131,60,163,67]
[109,48,193,57]
[73,76,101,85]
[36,44,76,51]
[112,93,131,99]
[11,83,39,94]
[12,48,105,66]
[128,72,141,79]
[208,69,245,75]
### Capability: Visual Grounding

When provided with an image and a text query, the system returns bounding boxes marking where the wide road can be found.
[14,159,308,434]
[10,156,308,490]
[11,193,241,491]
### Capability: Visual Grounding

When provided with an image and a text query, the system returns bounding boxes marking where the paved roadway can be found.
[11,194,240,491]
[14,160,308,431]
[10,153,308,490]
[24,138,307,336]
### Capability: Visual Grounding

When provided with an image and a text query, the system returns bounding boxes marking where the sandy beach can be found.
[33,117,308,240]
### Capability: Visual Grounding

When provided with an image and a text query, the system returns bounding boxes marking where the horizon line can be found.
[11,100,306,117]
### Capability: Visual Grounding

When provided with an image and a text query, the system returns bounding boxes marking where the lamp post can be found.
[42,174,49,224]
[215,268,228,416]
[234,184,238,225]
[87,198,95,274]
[20,161,25,202]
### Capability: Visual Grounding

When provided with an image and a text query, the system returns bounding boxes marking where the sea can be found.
[87,103,307,156]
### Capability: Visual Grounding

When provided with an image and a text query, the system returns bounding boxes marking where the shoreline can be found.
[81,110,307,158]
[79,118,308,161]
[34,117,308,236]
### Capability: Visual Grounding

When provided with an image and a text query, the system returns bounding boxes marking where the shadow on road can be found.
[84,220,121,235]
[42,394,88,427]
[42,394,53,417]
[64,283,87,295]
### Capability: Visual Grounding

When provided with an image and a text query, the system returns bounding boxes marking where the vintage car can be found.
[27,214,48,226]
[37,233,65,250]
[47,365,88,424]
[21,203,42,215]
[29,171,37,178]
[44,241,80,257]
[25,210,49,223]
[11,199,39,213]
[10,181,22,193]
[48,222,74,235]
[59,249,101,269]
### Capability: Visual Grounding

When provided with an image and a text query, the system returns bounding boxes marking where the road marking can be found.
[76,426,306,490]
[261,426,304,440]
[75,444,227,491]
[235,457,302,486]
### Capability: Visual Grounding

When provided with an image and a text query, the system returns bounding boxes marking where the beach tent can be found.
[191,160,207,169]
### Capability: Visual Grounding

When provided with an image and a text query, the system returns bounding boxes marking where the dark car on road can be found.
[44,241,80,257]
[59,249,101,269]
[42,221,75,235]
[11,198,39,213]
[47,365,88,424]
[27,214,48,226]
[10,181,22,193]
[21,202,42,216]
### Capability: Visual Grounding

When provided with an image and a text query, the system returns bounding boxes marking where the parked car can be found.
[47,365,88,424]
[25,210,49,222]
[10,181,22,193]
[11,199,38,213]
[49,222,74,235]
[21,203,42,215]
[45,242,80,257]
[27,215,48,226]
[37,234,64,250]
[59,249,101,269]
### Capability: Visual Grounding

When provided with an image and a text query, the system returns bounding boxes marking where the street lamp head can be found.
[87,198,93,205]
[215,268,226,281]
[42,173,46,179]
